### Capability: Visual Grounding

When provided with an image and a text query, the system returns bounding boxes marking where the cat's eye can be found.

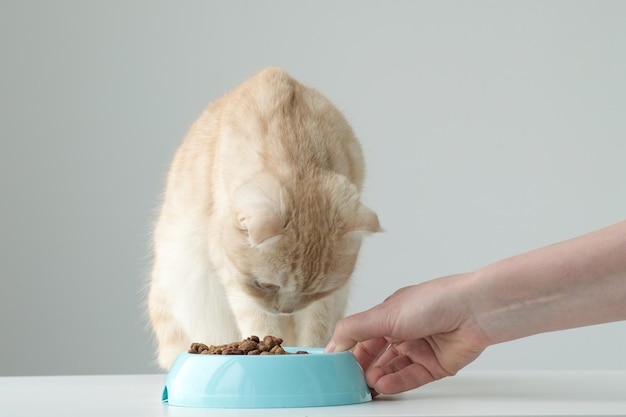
[253,279,279,291]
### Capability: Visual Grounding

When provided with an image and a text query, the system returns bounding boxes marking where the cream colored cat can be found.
[148,67,380,369]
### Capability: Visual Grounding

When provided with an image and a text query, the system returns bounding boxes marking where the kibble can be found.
[188,335,308,355]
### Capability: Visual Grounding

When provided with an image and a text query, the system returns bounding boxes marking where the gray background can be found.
[1,1,625,376]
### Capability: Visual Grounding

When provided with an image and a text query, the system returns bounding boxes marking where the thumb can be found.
[325,303,395,352]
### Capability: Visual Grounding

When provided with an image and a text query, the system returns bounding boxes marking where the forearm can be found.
[471,220,626,346]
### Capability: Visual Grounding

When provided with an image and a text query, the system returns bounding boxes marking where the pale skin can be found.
[325,220,626,395]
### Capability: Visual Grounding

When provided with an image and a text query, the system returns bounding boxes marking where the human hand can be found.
[325,274,490,394]
[326,220,626,394]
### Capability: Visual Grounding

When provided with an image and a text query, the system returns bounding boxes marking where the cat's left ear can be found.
[350,203,382,234]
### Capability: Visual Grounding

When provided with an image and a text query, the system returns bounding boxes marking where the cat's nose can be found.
[278,306,295,314]
[277,296,300,314]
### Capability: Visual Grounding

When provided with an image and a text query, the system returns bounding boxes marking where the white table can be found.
[2,371,625,416]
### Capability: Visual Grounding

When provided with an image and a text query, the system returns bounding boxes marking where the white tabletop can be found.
[2,371,625,416]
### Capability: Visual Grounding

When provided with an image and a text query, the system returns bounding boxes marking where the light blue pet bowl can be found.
[162,347,372,408]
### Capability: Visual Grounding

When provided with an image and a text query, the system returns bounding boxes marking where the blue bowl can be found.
[162,347,372,408]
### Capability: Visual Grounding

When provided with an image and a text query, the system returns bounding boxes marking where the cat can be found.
[148,67,380,369]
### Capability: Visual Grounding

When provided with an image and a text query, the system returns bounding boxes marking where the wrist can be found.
[464,259,554,347]
[448,270,499,351]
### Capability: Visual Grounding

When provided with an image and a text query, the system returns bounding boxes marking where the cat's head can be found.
[223,172,380,315]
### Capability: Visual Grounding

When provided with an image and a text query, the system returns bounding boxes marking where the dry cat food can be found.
[188,335,309,355]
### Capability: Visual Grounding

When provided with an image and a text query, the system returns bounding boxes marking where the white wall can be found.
[1,1,625,375]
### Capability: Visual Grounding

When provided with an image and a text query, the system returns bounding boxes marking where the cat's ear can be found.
[325,173,381,234]
[237,207,283,249]
[233,178,285,249]
[350,203,382,234]
[343,204,381,253]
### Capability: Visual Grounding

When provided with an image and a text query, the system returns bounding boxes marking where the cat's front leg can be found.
[294,285,350,347]
[148,284,191,369]
[225,288,284,339]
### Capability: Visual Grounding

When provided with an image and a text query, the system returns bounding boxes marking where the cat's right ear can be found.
[236,207,283,249]
[232,178,285,249]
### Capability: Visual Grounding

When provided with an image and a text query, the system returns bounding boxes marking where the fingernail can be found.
[324,340,336,353]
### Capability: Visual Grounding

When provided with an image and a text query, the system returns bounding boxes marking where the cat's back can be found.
[168,68,364,198]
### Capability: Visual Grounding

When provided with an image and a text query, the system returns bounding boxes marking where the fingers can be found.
[369,357,438,394]
[364,339,452,394]
[351,337,390,372]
